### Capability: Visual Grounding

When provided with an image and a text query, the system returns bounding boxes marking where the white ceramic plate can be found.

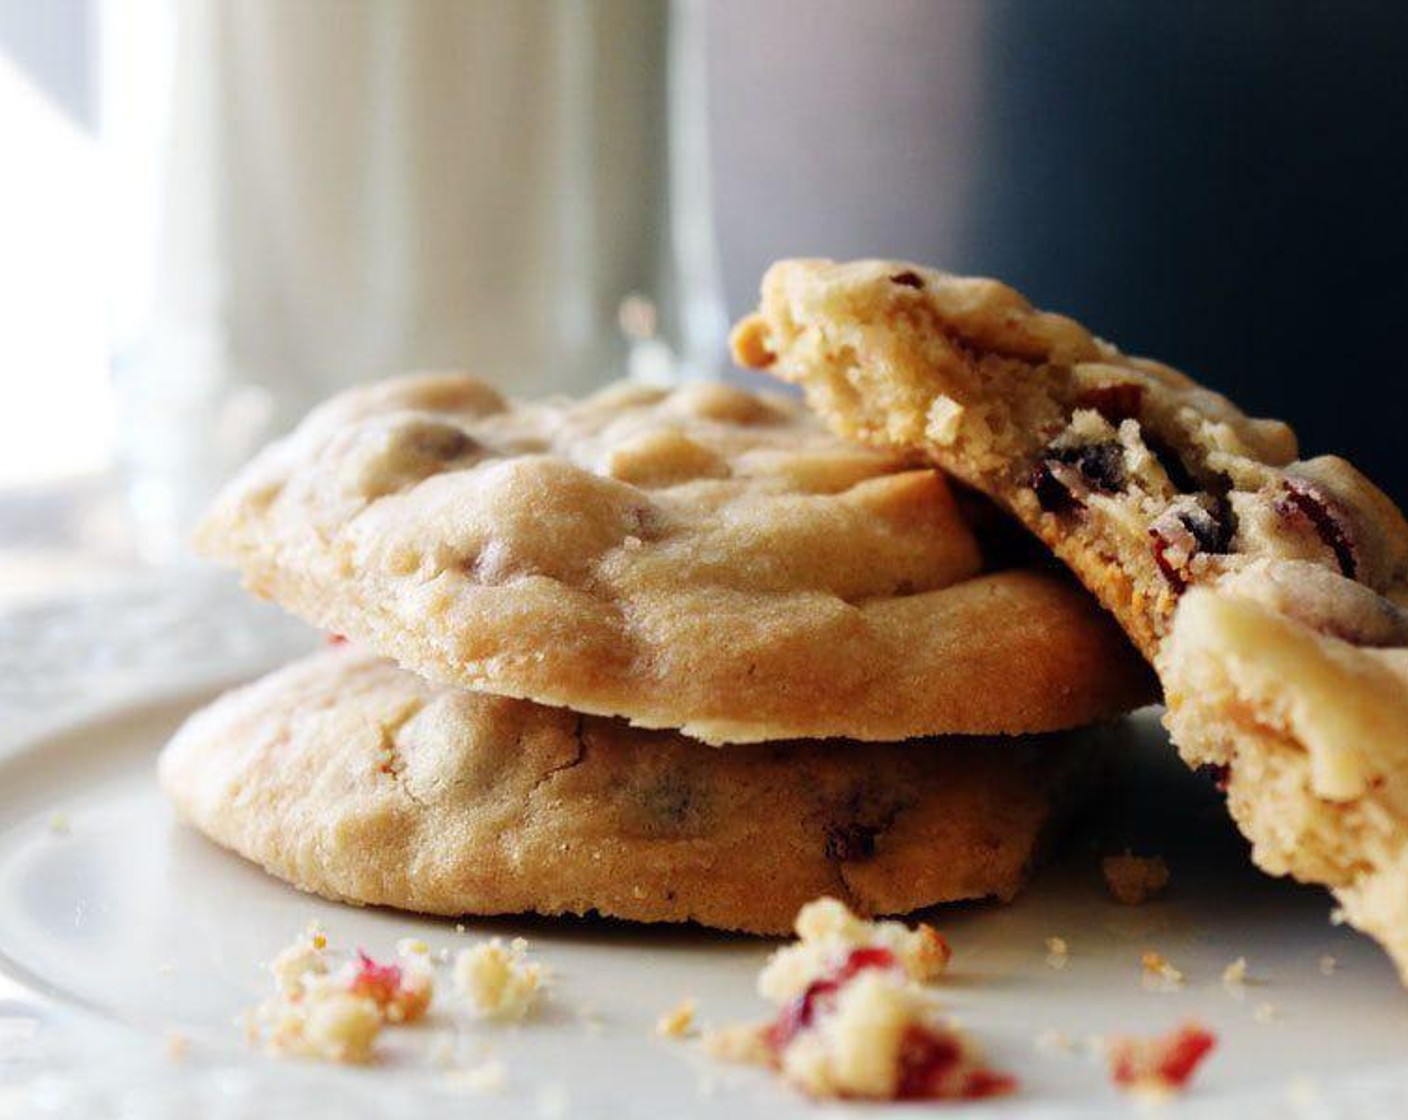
[2,681,1407,1119]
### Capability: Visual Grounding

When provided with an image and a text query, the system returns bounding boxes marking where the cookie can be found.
[159,646,1109,935]
[195,374,1151,744]
[734,259,1408,658]
[734,258,1408,975]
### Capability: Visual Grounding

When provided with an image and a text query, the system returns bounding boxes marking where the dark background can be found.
[709,1,1408,505]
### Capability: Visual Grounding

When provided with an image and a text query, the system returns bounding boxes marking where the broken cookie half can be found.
[734,257,1408,979]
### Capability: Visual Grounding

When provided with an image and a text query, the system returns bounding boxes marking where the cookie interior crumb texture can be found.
[734,256,1408,982]
[195,374,1151,744]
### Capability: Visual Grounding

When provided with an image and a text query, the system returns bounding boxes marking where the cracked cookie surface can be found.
[734,258,1408,976]
[159,646,1106,934]
[195,373,1151,744]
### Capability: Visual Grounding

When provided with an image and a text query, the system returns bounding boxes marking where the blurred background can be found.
[2,0,1405,610]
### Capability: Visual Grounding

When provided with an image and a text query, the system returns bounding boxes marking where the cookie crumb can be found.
[446,1058,508,1095]
[47,813,71,835]
[1034,1028,1074,1055]
[1319,954,1338,976]
[156,961,177,976]
[246,929,434,1064]
[396,937,429,957]
[1045,936,1070,969]
[758,896,950,1003]
[346,949,434,1024]
[1140,950,1184,992]
[700,1022,771,1065]
[1102,854,1170,906]
[1253,1002,1277,1024]
[164,1029,190,1061]
[454,938,545,1020]
[656,997,697,1039]
[1329,907,1348,926]
[704,897,1012,1101]
[1220,957,1248,997]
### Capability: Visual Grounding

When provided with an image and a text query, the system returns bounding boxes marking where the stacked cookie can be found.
[734,258,1408,973]
[161,376,1151,934]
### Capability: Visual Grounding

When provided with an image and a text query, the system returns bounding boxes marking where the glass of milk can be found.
[103,0,724,560]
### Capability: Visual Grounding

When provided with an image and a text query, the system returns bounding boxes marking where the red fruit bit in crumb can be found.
[326,634,349,647]
[767,947,898,1052]
[896,1025,1017,1101]
[348,950,403,1007]
[1109,1022,1217,1093]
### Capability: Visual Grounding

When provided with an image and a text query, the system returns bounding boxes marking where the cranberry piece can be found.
[1182,494,1237,554]
[1155,1026,1218,1085]
[1276,480,1358,579]
[348,950,404,1006]
[1149,495,1237,592]
[825,822,879,862]
[1150,530,1189,593]
[1109,1023,1217,1092]
[1031,460,1080,514]
[896,1025,1018,1100]
[839,946,897,975]
[889,270,924,289]
[896,1025,963,1098]
[1201,763,1232,791]
[1055,441,1126,493]
[1031,439,1127,514]
[766,946,898,1052]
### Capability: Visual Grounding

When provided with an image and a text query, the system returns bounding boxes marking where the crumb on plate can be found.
[1140,950,1185,992]
[1034,1028,1074,1055]
[758,896,950,1003]
[445,1058,509,1094]
[1220,957,1248,996]
[246,928,433,1064]
[1102,854,1170,906]
[164,1029,190,1061]
[656,997,697,1038]
[702,897,1012,1102]
[454,937,545,1020]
